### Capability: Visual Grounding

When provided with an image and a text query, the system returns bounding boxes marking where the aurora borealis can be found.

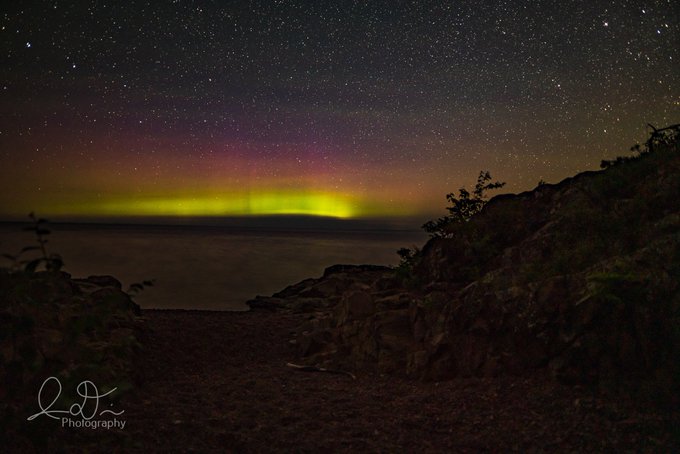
[1,1,678,219]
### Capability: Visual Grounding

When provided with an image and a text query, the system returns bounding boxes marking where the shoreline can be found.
[57,308,677,452]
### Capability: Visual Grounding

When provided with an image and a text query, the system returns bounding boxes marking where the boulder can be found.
[246,296,284,311]
[335,291,375,325]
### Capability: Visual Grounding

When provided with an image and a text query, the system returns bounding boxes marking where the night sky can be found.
[1,1,678,219]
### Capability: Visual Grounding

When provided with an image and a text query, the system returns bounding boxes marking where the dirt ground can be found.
[57,309,677,452]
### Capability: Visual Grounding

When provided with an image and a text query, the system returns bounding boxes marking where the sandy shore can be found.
[58,309,677,452]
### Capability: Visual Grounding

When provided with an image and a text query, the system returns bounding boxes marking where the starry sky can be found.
[0,0,678,219]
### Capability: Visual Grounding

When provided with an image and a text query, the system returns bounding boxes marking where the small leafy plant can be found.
[393,170,505,285]
[600,123,679,168]
[0,214,146,449]
[1,212,63,273]
[127,279,156,295]
[422,170,505,238]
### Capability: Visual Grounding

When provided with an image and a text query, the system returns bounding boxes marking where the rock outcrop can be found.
[252,135,680,403]
[0,270,145,446]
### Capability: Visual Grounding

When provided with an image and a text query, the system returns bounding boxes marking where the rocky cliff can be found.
[250,128,680,403]
[0,270,144,448]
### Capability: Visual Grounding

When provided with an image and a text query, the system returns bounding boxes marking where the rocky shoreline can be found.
[59,309,680,452]
[250,254,678,402]
[3,263,678,451]
[4,128,679,451]
[248,139,680,407]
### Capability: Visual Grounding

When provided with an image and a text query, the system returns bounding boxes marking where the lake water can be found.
[0,218,427,310]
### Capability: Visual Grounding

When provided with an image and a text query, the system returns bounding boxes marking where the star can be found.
[0,0,677,219]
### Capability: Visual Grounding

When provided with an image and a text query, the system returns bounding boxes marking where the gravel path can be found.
[62,309,677,452]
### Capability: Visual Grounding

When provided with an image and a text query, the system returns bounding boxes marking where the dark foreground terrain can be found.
[59,309,676,452]
[5,127,679,452]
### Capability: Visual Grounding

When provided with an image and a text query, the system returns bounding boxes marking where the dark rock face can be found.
[74,274,140,314]
[76,274,123,290]
[0,269,146,446]
[258,144,680,403]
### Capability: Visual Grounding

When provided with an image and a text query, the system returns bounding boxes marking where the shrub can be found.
[0,215,144,450]
[422,170,505,238]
